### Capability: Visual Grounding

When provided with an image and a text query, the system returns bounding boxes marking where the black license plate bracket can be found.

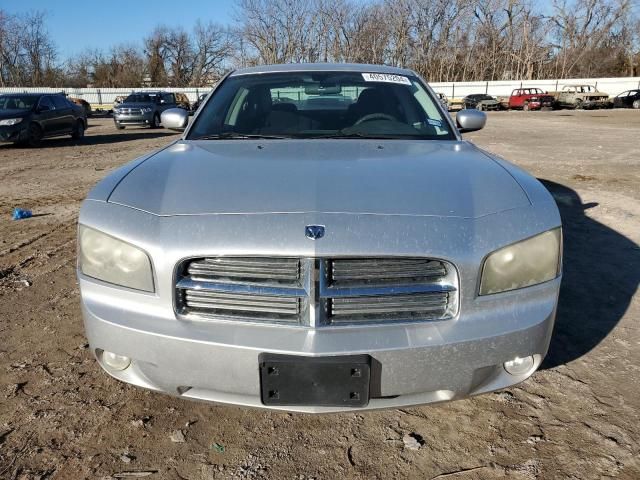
[259,354,371,407]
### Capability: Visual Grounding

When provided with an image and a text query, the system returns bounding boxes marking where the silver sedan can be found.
[78,63,562,412]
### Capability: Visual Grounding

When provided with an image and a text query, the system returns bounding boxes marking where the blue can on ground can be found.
[12,208,32,220]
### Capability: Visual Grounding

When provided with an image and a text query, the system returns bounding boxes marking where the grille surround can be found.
[175,256,458,326]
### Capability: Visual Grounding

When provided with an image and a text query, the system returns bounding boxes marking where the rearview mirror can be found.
[304,83,341,95]
[161,108,189,131]
[456,109,486,133]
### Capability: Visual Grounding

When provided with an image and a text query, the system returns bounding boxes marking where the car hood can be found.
[107,139,530,218]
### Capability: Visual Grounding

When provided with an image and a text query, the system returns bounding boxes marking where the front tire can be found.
[523,102,529,111]
[71,120,85,140]
[26,123,43,147]
[633,99,640,109]
[151,113,160,128]
[115,122,125,130]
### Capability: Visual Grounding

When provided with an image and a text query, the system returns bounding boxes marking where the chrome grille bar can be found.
[176,278,306,297]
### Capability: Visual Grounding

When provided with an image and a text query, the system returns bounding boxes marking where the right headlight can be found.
[79,225,154,292]
[479,228,562,295]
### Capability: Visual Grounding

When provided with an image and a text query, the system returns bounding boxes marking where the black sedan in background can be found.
[462,94,501,111]
[0,93,87,147]
[612,90,640,109]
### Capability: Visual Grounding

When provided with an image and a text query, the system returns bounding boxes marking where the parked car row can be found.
[0,89,214,147]
[457,84,640,112]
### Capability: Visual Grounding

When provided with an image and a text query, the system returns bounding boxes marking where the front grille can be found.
[176,257,458,326]
[119,107,143,115]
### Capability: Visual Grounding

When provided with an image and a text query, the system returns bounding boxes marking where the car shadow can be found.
[0,131,178,149]
[539,179,639,369]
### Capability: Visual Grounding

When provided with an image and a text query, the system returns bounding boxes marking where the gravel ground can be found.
[0,112,638,480]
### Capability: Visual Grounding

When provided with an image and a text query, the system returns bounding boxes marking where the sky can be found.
[1,0,237,61]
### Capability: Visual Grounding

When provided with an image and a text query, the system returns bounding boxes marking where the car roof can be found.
[230,63,415,77]
[0,93,58,97]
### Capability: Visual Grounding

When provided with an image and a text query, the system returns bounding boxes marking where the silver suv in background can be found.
[113,91,179,129]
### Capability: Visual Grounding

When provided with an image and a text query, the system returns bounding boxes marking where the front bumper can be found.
[0,124,27,142]
[81,275,559,413]
[582,99,610,109]
[114,113,154,126]
[527,101,554,110]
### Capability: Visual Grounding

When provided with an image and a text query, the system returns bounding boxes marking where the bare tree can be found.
[0,10,58,86]
[191,21,232,85]
[2,1,639,88]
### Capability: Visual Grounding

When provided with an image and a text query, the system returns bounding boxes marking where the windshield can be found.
[0,95,37,110]
[124,93,159,104]
[188,72,453,140]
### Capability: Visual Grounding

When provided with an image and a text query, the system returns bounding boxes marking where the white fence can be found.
[0,87,210,105]
[430,77,640,99]
[1,76,639,105]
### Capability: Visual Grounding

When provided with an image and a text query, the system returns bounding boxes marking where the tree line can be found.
[1,0,638,88]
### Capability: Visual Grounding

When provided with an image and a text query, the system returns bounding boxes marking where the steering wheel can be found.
[354,113,397,126]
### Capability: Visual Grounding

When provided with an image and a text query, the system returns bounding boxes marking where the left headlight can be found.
[479,228,562,295]
[79,225,154,292]
[0,118,23,126]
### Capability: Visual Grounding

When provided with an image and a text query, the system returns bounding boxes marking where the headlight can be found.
[0,118,23,126]
[479,228,561,295]
[79,225,154,292]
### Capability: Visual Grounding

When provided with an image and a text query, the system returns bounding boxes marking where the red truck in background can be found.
[508,88,555,110]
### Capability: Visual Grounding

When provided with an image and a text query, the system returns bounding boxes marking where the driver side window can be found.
[39,97,55,110]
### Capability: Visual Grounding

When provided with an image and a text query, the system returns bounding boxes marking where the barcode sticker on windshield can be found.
[362,73,411,85]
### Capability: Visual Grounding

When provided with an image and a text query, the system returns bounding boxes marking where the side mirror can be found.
[161,108,189,131]
[456,109,486,133]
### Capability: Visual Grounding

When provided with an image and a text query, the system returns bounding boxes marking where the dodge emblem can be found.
[305,225,325,240]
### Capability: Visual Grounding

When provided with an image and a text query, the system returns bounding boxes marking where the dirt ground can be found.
[0,111,638,480]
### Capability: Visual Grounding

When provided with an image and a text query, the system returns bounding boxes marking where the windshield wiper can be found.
[312,132,407,140]
[192,132,288,140]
